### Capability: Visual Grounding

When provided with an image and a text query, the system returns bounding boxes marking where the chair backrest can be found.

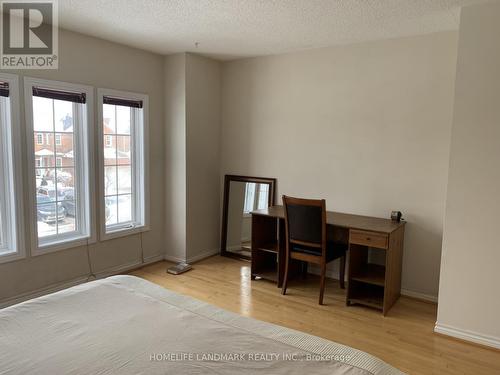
[283,195,326,253]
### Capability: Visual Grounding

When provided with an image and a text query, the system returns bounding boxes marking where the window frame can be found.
[243,183,269,213]
[97,88,149,241]
[0,73,25,264]
[24,77,96,255]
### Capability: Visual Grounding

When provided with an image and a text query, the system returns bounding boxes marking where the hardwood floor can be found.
[130,256,500,375]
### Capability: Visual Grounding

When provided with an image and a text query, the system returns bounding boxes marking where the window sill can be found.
[0,250,25,264]
[100,224,150,241]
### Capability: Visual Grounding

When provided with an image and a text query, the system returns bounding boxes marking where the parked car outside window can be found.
[36,195,65,223]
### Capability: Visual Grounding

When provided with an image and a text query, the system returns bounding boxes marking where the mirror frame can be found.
[220,175,276,260]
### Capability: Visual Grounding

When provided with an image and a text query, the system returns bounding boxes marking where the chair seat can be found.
[291,241,347,262]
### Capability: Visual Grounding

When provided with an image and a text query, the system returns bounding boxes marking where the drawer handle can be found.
[366,237,371,241]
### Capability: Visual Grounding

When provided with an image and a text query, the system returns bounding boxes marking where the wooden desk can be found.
[251,205,406,315]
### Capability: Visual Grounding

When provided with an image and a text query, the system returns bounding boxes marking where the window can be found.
[243,183,256,213]
[25,78,95,253]
[98,89,148,239]
[257,184,269,209]
[243,183,269,213]
[0,74,24,263]
[36,133,43,145]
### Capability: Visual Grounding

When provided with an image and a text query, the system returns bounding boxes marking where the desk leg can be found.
[277,218,285,288]
[383,226,405,315]
[339,255,346,289]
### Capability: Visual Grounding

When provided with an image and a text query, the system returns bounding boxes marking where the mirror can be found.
[221,175,276,260]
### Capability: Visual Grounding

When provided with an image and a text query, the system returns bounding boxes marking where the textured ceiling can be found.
[58,0,484,60]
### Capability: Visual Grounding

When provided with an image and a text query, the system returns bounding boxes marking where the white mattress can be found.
[0,275,404,375]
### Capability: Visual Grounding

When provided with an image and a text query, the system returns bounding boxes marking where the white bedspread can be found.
[0,276,403,375]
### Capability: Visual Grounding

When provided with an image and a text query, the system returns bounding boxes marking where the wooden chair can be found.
[281,195,347,305]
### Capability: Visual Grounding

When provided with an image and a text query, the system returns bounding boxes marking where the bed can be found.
[0,275,404,374]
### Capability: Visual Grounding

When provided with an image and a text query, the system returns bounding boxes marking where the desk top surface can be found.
[252,205,405,234]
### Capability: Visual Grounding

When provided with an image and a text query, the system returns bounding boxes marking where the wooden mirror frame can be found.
[220,175,276,260]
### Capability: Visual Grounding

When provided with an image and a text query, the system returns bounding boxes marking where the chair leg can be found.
[319,262,327,305]
[281,253,290,295]
[339,255,346,289]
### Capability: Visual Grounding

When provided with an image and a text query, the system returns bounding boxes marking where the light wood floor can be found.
[130,256,500,375]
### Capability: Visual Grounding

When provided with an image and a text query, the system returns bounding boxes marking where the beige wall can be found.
[436,1,500,348]
[0,29,165,304]
[164,53,222,263]
[164,53,187,261]
[221,32,458,298]
[186,54,222,261]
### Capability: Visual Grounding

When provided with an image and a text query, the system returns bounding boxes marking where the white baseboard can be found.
[0,275,89,309]
[401,289,438,303]
[164,249,219,264]
[434,323,500,350]
[188,248,219,264]
[308,265,438,303]
[308,264,343,281]
[93,253,165,279]
[144,253,166,263]
[0,253,165,309]
[164,254,186,263]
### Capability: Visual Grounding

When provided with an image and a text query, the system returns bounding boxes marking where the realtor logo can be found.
[1,0,58,69]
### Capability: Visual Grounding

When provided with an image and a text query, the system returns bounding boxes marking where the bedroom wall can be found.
[436,1,500,349]
[164,53,187,262]
[0,29,165,305]
[164,53,222,263]
[220,31,458,299]
[185,54,222,261]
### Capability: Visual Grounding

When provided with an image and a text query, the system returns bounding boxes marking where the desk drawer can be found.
[350,230,388,249]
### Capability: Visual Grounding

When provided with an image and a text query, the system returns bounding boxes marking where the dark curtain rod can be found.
[103,96,143,109]
[32,86,86,104]
[0,82,9,98]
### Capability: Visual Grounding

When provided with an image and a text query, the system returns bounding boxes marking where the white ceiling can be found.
[59,0,484,60]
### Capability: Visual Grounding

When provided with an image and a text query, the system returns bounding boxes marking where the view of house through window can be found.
[100,92,147,236]
[33,96,78,239]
